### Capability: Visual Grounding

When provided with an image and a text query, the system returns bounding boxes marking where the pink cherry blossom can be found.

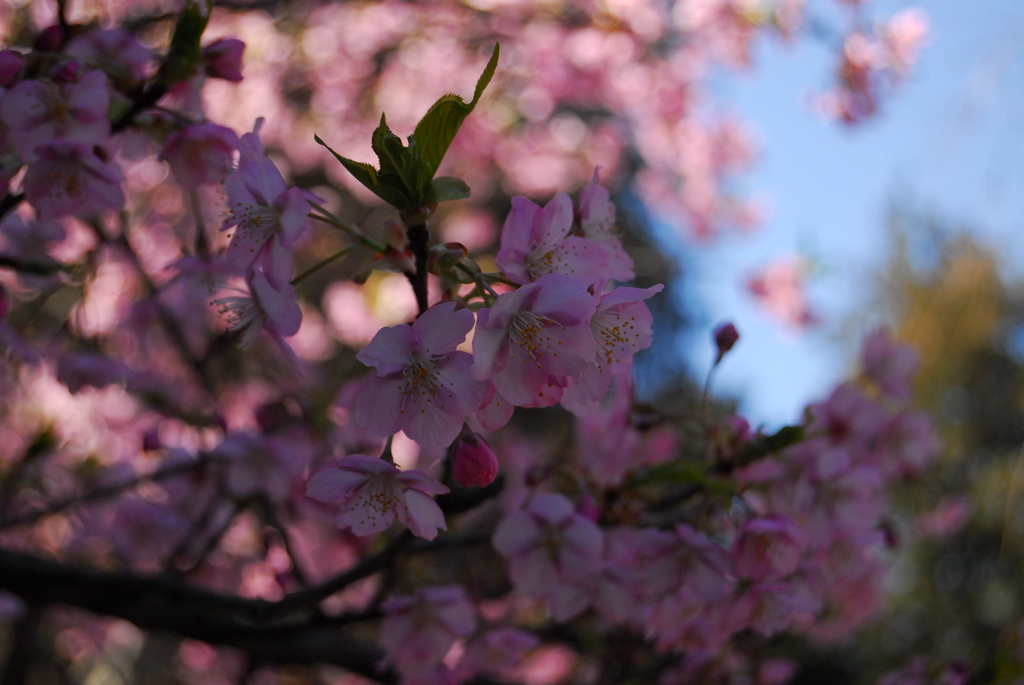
[0,69,111,162]
[576,169,634,281]
[65,28,154,85]
[451,432,499,487]
[573,365,676,487]
[305,454,449,539]
[561,284,662,414]
[212,430,312,502]
[472,273,597,407]
[211,267,302,364]
[492,493,604,621]
[203,38,246,82]
[0,49,24,87]
[222,120,310,288]
[455,628,540,681]
[380,585,477,677]
[159,123,239,189]
[354,301,484,450]
[23,142,125,220]
[732,514,809,581]
[495,191,610,288]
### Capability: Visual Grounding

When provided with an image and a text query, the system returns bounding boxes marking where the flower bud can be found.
[202,38,245,82]
[34,25,64,53]
[0,50,25,87]
[713,322,739,362]
[51,60,82,84]
[452,433,499,488]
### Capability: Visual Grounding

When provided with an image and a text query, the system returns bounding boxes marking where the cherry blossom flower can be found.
[159,123,239,189]
[380,585,477,677]
[0,49,24,87]
[354,302,484,450]
[222,120,310,288]
[732,514,809,581]
[576,169,634,282]
[451,432,499,487]
[496,191,610,288]
[472,273,597,407]
[65,28,154,86]
[561,284,662,414]
[0,69,111,161]
[492,493,604,620]
[747,256,817,329]
[212,430,312,502]
[305,454,449,539]
[212,267,301,363]
[455,628,540,681]
[23,142,125,220]
[203,38,246,82]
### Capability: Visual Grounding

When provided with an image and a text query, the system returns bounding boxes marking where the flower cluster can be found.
[0,5,945,685]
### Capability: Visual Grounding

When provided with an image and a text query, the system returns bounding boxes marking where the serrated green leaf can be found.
[411,44,499,186]
[315,134,411,207]
[425,176,471,205]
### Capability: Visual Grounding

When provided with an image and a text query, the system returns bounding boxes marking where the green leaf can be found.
[411,44,500,186]
[156,0,211,87]
[316,43,499,210]
[733,424,804,467]
[314,134,411,207]
[425,176,471,205]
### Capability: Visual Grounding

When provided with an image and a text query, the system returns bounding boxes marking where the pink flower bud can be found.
[34,25,64,53]
[203,38,245,82]
[452,433,499,488]
[51,60,82,84]
[713,322,739,362]
[0,50,25,87]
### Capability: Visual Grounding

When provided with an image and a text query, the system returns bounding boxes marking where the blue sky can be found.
[676,0,1024,427]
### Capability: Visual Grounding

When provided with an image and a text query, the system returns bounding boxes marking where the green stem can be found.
[290,245,357,286]
[307,207,386,253]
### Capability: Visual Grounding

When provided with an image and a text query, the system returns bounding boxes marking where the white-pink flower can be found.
[380,585,477,677]
[732,514,809,581]
[577,169,634,282]
[496,191,610,288]
[561,284,663,415]
[159,122,239,189]
[223,119,309,289]
[0,69,111,162]
[472,274,597,407]
[23,142,124,220]
[492,493,604,621]
[354,302,484,450]
[211,267,301,364]
[66,28,154,85]
[305,454,449,539]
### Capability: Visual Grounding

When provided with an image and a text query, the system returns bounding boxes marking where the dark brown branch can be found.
[0,458,209,530]
[0,547,395,681]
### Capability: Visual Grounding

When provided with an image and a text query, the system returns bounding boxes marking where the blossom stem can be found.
[381,434,395,465]
[405,218,429,315]
[290,245,358,286]
[306,207,386,253]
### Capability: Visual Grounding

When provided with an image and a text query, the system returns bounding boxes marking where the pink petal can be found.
[412,302,474,355]
[306,467,369,503]
[398,489,447,540]
[356,324,416,375]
